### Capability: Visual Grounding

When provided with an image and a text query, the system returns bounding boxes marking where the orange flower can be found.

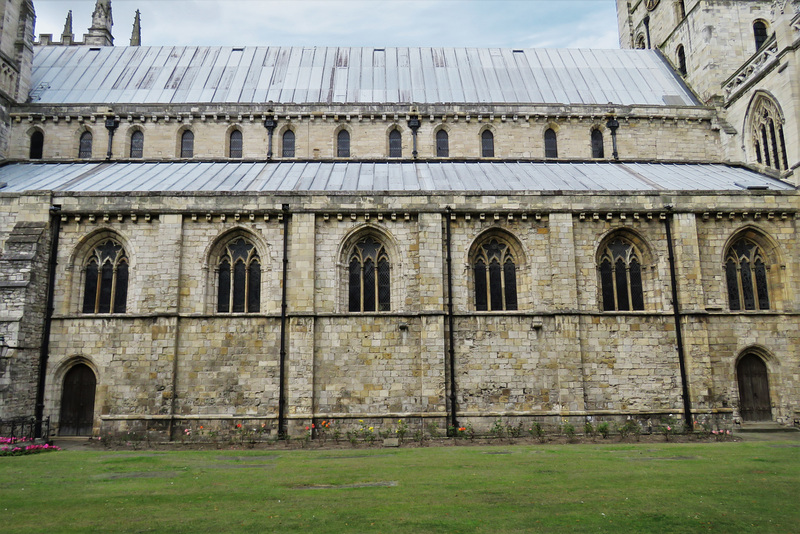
[311,423,315,429]
[199,425,204,429]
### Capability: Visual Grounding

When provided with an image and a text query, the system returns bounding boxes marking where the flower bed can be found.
[0,437,60,456]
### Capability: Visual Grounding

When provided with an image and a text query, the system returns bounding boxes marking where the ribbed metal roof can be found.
[0,162,790,193]
[30,46,698,107]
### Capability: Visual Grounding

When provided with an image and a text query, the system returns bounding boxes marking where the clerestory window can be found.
[217,237,261,313]
[753,21,768,51]
[129,130,144,158]
[599,237,644,311]
[180,130,194,158]
[544,128,558,158]
[481,130,495,158]
[436,129,449,157]
[82,239,128,314]
[591,129,604,158]
[79,131,93,159]
[30,131,44,159]
[725,238,770,311]
[229,130,243,158]
[337,130,350,158]
[473,238,518,311]
[348,236,390,312]
[282,130,295,157]
[750,97,789,172]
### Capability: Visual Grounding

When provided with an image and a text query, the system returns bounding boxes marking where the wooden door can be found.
[59,364,96,436]
[737,354,772,421]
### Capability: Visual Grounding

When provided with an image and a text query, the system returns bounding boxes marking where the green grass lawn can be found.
[1,440,798,533]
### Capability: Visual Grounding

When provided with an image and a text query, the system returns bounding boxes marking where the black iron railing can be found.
[0,416,50,443]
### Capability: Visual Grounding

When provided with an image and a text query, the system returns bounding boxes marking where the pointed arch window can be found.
[129,130,144,158]
[79,131,93,159]
[544,128,558,158]
[30,131,43,159]
[180,130,194,158]
[635,34,646,49]
[389,129,402,158]
[337,130,350,157]
[436,129,449,157]
[229,129,243,158]
[481,130,495,158]
[750,97,789,172]
[217,237,261,313]
[725,238,770,311]
[282,130,295,157]
[677,45,687,76]
[591,129,604,158]
[473,238,518,311]
[753,21,768,51]
[348,236,390,312]
[599,237,644,311]
[82,239,128,314]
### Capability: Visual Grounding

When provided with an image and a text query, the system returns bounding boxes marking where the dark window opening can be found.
[436,129,449,157]
[591,129,604,158]
[598,237,645,311]
[544,128,558,158]
[282,130,295,157]
[30,131,44,159]
[217,237,260,313]
[79,131,93,159]
[181,130,194,158]
[677,45,687,76]
[348,236,391,312]
[129,130,144,158]
[726,238,770,311]
[481,130,495,158]
[229,129,243,158]
[337,130,350,157]
[82,239,128,314]
[473,238,518,311]
[389,129,402,158]
[754,21,768,51]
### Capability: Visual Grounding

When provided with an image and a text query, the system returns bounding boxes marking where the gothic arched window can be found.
[677,45,687,76]
[473,237,518,311]
[481,130,495,158]
[591,129,604,158]
[337,130,350,158]
[598,237,644,311]
[389,129,402,158]
[753,21,768,51]
[282,130,295,157]
[82,239,128,314]
[635,34,646,49]
[544,128,558,158]
[217,237,261,313]
[348,236,391,312]
[78,131,93,159]
[180,130,194,158]
[229,129,243,158]
[30,131,43,159]
[749,96,789,172]
[436,129,449,157]
[725,238,770,311]
[129,130,144,158]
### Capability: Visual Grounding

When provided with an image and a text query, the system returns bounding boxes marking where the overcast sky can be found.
[34,0,621,49]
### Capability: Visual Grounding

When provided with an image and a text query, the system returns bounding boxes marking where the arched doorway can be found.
[59,364,96,436]
[737,354,772,421]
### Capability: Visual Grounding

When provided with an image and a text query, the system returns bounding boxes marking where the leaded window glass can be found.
[181,130,194,158]
[79,131,93,159]
[348,236,390,312]
[544,128,558,158]
[229,130,243,158]
[725,238,770,311]
[389,129,402,158]
[591,129,604,158]
[481,130,495,158]
[473,238,518,311]
[750,97,788,172]
[282,130,295,157]
[599,237,645,311]
[337,130,350,157]
[436,130,449,157]
[82,239,128,314]
[217,238,260,313]
[129,130,144,158]
[753,21,768,51]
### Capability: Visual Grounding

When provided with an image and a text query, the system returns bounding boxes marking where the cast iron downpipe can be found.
[278,204,290,438]
[663,209,693,429]
[606,116,620,160]
[35,204,61,438]
[444,207,458,432]
[408,115,421,159]
[104,116,119,159]
[643,15,652,49]
[265,115,277,160]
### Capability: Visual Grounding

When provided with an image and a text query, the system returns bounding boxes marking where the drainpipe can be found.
[606,116,620,160]
[264,115,277,161]
[104,116,119,160]
[278,204,289,438]
[444,207,458,432]
[34,204,61,439]
[408,115,421,159]
[643,15,652,49]
[663,208,693,429]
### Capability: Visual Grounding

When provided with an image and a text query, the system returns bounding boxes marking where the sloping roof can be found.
[0,162,790,193]
[30,46,698,107]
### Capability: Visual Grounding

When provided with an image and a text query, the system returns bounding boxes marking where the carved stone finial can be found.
[62,10,73,39]
[86,0,114,46]
[130,10,141,46]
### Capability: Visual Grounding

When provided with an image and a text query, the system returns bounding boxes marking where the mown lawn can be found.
[0,440,798,533]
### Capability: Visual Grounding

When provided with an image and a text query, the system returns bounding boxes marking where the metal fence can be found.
[0,416,50,442]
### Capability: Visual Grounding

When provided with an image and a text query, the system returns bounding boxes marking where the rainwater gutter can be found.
[663,208,693,429]
[444,207,458,431]
[35,204,61,438]
[278,203,289,438]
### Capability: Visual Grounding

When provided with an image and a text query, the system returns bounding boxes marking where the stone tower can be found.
[0,0,35,158]
[85,0,112,46]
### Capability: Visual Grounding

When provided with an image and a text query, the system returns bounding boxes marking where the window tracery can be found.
[217,237,261,313]
[598,237,644,311]
[348,236,391,312]
[82,239,128,314]
[473,237,518,311]
[750,96,789,172]
[725,238,770,311]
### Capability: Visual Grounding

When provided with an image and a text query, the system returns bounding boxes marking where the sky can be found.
[34,0,621,49]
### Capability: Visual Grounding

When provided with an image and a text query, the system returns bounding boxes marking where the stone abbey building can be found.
[0,0,798,438]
